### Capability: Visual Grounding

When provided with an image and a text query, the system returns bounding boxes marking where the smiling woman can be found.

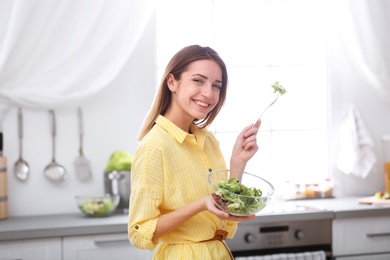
[128,45,261,260]
[156,0,329,195]
[164,59,223,131]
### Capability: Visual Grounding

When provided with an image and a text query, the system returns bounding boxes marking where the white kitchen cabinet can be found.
[63,233,153,260]
[333,215,390,258]
[0,237,62,260]
[334,253,390,260]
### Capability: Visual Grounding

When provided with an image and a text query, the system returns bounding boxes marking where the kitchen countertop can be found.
[0,211,129,242]
[282,196,390,219]
[1,196,389,242]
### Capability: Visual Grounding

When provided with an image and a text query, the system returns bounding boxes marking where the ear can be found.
[167,73,177,92]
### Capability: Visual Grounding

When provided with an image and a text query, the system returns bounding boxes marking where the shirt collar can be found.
[156,115,208,149]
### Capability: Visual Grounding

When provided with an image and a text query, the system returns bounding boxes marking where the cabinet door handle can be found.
[94,238,129,246]
[366,232,390,238]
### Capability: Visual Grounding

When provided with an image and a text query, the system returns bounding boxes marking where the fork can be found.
[255,92,280,123]
[253,81,286,127]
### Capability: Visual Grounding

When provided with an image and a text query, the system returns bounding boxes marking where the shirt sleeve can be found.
[128,142,164,250]
[224,220,238,239]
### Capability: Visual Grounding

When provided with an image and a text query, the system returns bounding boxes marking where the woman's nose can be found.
[201,84,214,98]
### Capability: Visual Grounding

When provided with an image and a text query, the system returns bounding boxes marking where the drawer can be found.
[0,237,62,260]
[335,253,390,260]
[333,216,390,256]
[63,233,153,260]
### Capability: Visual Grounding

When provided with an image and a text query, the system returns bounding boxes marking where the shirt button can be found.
[135,226,139,230]
[209,168,212,172]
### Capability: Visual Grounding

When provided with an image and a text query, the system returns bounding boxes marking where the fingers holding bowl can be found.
[208,169,274,217]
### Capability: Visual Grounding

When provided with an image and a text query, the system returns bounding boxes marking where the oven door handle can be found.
[366,232,390,238]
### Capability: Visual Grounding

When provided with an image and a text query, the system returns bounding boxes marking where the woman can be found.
[128,45,261,259]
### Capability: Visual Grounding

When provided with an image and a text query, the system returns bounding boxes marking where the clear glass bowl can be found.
[76,194,120,217]
[208,169,274,216]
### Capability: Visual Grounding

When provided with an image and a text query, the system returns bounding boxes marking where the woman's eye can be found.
[213,84,222,90]
[194,79,203,84]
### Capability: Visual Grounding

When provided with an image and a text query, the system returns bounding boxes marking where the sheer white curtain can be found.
[337,0,390,100]
[0,0,155,121]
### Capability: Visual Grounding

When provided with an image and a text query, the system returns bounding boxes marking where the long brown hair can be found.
[137,45,228,141]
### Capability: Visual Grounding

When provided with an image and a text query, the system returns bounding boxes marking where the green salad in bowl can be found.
[76,194,119,217]
[208,169,274,216]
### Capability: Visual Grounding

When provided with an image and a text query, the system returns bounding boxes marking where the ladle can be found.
[14,108,30,181]
[44,110,67,183]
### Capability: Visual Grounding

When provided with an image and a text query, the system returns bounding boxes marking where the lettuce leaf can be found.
[214,178,264,215]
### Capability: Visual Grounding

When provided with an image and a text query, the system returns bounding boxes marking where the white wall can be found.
[2,14,156,217]
[329,31,390,197]
[2,9,388,217]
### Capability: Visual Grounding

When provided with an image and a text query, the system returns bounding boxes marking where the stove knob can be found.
[244,233,256,243]
[295,230,305,240]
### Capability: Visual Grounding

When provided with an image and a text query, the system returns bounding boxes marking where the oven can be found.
[226,218,332,260]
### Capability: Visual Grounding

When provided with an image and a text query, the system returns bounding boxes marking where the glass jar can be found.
[382,135,390,192]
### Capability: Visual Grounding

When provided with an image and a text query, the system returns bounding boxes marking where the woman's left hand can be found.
[205,196,257,222]
[230,119,261,171]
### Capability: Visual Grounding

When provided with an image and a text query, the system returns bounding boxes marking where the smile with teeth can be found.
[194,100,209,108]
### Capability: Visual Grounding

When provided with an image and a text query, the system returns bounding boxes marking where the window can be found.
[156,0,328,195]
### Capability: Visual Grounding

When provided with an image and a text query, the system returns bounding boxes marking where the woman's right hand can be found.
[205,196,256,222]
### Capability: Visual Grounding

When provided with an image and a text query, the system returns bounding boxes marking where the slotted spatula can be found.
[74,107,92,181]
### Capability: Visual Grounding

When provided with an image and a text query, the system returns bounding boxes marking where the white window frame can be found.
[156,0,329,197]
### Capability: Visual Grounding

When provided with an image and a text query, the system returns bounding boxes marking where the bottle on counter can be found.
[0,156,7,220]
[382,135,390,193]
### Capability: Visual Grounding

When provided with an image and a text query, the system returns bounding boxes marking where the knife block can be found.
[0,156,8,220]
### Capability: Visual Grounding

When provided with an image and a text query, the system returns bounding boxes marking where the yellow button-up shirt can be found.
[128,115,237,259]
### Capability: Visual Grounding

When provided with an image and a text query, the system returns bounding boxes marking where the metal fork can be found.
[253,92,281,127]
[259,93,280,118]
[253,81,286,126]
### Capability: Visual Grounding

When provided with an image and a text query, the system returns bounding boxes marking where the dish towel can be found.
[235,250,326,260]
[336,103,377,178]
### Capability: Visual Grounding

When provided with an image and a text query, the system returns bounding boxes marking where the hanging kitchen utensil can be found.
[44,110,67,183]
[74,107,92,181]
[13,108,30,181]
